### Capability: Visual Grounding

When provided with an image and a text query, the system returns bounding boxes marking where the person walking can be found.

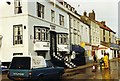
[93,54,97,63]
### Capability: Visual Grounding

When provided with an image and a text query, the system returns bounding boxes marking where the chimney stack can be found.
[89,10,95,20]
[83,11,87,16]
[101,21,106,25]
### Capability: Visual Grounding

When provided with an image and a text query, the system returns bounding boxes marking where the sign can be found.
[50,24,56,30]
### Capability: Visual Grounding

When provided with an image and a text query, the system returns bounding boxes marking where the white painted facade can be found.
[90,21,100,46]
[80,21,92,63]
[0,0,69,62]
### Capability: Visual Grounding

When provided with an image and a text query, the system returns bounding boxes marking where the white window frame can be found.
[51,10,55,23]
[13,24,23,45]
[35,27,49,42]
[58,34,68,45]
[59,14,64,26]
[14,0,22,14]
[37,2,44,19]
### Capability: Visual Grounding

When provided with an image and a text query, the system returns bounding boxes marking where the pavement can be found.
[63,58,118,77]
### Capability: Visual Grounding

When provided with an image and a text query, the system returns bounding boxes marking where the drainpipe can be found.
[0,35,3,48]
[68,13,72,54]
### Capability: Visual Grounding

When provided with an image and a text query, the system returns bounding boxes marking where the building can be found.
[97,21,118,59]
[118,1,120,38]
[0,0,70,66]
[81,10,100,61]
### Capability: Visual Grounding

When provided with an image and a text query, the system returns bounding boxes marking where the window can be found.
[58,34,68,44]
[37,2,44,18]
[10,57,30,69]
[51,10,55,22]
[14,0,22,14]
[81,25,83,34]
[13,25,23,45]
[34,27,49,41]
[59,14,64,26]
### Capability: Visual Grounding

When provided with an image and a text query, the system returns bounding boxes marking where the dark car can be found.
[8,56,64,81]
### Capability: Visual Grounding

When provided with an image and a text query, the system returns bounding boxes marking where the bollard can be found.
[92,64,96,72]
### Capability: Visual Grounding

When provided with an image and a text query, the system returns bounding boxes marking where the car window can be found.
[46,60,54,67]
[10,57,31,69]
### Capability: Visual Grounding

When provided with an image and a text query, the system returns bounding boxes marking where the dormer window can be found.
[14,0,22,14]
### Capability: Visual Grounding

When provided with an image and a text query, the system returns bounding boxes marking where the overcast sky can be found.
[64,0,118,37]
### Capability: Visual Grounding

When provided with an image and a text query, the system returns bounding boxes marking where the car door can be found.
[45,60,58,79]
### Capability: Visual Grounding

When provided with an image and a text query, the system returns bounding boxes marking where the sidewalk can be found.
[63,62,98,77]
[63,58,118,77]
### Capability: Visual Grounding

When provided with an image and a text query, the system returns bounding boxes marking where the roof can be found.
[97,22,116,34]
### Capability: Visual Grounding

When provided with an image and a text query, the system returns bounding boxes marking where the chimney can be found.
[89,10,95,20]
[101,21,106,25]
[83,11,87,16]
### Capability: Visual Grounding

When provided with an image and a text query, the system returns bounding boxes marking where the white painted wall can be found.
[80,22,90,44]
[0,0,69,62]
[91,21,100,45]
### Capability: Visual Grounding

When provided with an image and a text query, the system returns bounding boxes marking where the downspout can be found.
[68,13,72,54]
[0,35,3,48]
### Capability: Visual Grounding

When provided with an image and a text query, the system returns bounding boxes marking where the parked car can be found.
[8,56,64,81]
[1,65,8,72]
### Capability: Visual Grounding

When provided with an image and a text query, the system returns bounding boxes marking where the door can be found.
[50,31,57,57]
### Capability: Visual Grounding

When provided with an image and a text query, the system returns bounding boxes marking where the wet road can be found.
[65,59,120,79]
[1,59,120,81]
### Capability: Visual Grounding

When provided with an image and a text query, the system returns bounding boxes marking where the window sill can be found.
[12,44,24,48]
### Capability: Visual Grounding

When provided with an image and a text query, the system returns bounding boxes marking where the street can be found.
[64,59,119,79]
[1,59,120,81]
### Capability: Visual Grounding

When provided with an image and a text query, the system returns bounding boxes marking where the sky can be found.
[0,0,119,37]
[64,0,119,37]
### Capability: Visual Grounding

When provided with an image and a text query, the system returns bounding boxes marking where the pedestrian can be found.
[103,53,109,69]
[93,54,97,63]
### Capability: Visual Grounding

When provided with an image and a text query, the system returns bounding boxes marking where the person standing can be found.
[103,53,109,69]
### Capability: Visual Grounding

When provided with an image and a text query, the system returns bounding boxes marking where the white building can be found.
[81,11,100,61]
[0,0,69,65]
[79,21,92,63]
[60,1,92,65]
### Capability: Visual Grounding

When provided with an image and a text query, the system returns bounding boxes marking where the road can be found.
[1,59,120,81]
[64,59,120,80]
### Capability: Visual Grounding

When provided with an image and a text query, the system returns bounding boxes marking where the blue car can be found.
[8,56,64,81]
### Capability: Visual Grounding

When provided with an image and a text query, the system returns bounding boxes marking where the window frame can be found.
[51,10,55,23]
[37,2,44,19]
[14,0,22,14]
[34,26,50,42]
[13,24,23,45]
[59,14,64,26]
[57,34,68,45]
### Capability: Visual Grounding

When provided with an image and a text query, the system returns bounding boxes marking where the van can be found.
[8,56,64,80]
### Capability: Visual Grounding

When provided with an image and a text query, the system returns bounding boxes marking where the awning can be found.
[72,45,85,53]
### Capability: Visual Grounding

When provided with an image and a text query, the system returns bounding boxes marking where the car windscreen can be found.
[10,57,31,69]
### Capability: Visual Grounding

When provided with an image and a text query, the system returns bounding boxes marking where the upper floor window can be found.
[37,2,44,19]
[34,26,49,41]
[14,0,22,14]
[13,25,23,45]
[51,10,55,23]
[59,14,64,26]
[58,34,68,44]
